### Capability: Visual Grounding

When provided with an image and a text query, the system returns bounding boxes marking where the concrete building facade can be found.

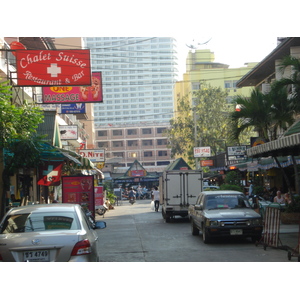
[84,37,178,169]
[174,49,257,116]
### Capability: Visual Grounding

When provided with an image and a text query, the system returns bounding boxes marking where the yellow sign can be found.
[96,162,105,169]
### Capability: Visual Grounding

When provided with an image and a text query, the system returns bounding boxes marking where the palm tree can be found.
[277,55,300,110]
[267,82,295,139]
[230,88,273,142]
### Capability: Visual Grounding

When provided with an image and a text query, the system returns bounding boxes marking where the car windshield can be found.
[0,211,81,233]
[205,194,251,210]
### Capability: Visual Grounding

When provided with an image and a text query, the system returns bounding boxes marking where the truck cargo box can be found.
[160,170,203,222]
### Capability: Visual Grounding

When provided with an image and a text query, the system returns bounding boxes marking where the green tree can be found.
[230,85,294,142]
[165,84,231,167]
[276,55,300,111]
[0,81,44,217]
[230,88,273,142]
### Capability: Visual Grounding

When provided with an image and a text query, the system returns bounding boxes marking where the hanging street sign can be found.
[194,146,211,157]
[16,49,91,86]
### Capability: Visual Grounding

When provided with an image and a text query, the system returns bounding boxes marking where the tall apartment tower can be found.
[84,37,178,169]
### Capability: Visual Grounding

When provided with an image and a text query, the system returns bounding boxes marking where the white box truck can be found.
[160,170,203,222]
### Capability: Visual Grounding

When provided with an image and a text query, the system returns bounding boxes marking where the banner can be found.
[62,175,95,216]
[38,162,63,186]
[16,49,91,86]
[42,72,103,103]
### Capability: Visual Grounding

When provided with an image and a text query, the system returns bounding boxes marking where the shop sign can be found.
[194,147,211,157]
[79,149,105,162]
[42,72,103,103]
[62,175,95,216]
[201,160,214,167]
[59,125,78,140]
[16,49,91,86]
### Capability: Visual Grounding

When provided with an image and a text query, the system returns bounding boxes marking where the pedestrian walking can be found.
[152,186,160,212]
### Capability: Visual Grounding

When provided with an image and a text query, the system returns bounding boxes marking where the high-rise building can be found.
[84,37,178,168]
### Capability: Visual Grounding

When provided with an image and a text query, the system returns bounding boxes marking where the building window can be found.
[156,127,166,134]
[127,129,137,135]
[113,130,123,136]
[158,150,168,156]
[112,152,124,157]
[127,140,138,147]
[192,82,200,90]
[142,128,152,134]
[98,142,108,148]
[98,131,107,137]
[112,141,123,147]
[144,151,153,157]
[157,139,167,146]
[142,140,153,146]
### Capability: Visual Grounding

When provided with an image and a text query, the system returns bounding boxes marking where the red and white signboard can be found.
[38,162,63,186]
[16,49,91,86]
[59,125,78,140]
[79,149,105,162]
[42,72,103,103]
[194,147,211,157]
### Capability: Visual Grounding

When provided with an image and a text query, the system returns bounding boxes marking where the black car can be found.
[188,190,263,243]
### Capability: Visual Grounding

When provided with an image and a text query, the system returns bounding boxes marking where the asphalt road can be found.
[96,199,298,262]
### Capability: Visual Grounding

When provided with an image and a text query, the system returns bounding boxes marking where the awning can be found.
[76,156,95,170]
[82,168,104,179]
[247,133,300,158]
[60,152,82,165]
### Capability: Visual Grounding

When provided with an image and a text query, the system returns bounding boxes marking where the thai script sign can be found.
[194,147,211,157]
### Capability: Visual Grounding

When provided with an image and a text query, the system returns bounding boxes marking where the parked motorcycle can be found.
[96,204,108,217]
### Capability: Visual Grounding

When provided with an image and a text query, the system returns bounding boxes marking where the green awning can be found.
[76,156,95,170]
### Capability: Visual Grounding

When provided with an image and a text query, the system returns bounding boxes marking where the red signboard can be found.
[16,49,91,86]
[38,162,63,186]
[95,186,104,206]
[42,72,103,103]
[129,170,146,177]
[201,160,214,167]
[62,175,95,216]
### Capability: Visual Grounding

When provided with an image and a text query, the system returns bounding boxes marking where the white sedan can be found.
[0,204,106,262]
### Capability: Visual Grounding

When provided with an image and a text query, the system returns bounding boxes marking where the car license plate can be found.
[23,250,49,262]
[230,229,243,235]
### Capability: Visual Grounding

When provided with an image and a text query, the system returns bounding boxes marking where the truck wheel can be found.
[166,215,171,223]
[191,220,199,236]
[202,225,211,244]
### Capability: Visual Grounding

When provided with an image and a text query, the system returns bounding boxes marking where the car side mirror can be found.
[94,221,107,229]
[195,204,203,211]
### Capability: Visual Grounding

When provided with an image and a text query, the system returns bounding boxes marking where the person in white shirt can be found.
[274,190,285,204]
[152,186,160,212]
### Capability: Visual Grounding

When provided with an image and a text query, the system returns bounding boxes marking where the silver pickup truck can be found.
[188,190,263,243]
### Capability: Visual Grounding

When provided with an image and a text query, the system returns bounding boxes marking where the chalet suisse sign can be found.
[16,49,91,86]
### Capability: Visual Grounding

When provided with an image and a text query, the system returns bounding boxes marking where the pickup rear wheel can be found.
[191,220,199,236]
[202,225,211,244]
